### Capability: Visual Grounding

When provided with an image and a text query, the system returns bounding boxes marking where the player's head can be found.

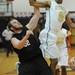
[55,0,63,4]
[7,18,23,33]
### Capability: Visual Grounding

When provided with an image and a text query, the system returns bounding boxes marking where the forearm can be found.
[11,33,30,49]
[11,30,33,49]
[26,7,41,31]
[17,34,30,49]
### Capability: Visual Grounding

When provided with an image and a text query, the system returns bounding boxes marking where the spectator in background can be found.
[2,26,14,56]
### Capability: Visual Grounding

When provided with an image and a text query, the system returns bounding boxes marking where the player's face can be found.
[10,19,23,31]
[55,0,63,4]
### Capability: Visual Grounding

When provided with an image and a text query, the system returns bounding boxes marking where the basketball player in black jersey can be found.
[6,5,52,75]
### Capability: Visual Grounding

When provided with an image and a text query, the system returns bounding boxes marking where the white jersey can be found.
[45,0,67,31]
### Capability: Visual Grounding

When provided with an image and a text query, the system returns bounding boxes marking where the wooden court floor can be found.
[0,48,75,75]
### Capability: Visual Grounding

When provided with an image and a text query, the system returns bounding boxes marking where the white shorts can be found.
[45,44,60,59]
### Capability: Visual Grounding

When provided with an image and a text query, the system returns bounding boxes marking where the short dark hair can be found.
[55,0,63,4]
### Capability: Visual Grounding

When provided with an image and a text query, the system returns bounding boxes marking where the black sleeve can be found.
[62,22,70,31]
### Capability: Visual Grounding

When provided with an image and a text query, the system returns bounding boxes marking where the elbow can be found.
[17,45,24,50]
[16,46,23,50]
[13,44,24,50]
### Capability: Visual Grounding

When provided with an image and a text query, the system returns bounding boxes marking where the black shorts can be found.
[18,57,53,75]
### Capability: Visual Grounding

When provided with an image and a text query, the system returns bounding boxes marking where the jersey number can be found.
[24,40,31,47]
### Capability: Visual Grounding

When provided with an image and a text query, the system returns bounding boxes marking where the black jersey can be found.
[12,27,42,63]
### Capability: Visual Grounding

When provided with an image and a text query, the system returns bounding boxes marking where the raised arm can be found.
[26,7,41,31]
[26,0,51,31]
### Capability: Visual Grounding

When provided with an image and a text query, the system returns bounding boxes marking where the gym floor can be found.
[0,48,75,75]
